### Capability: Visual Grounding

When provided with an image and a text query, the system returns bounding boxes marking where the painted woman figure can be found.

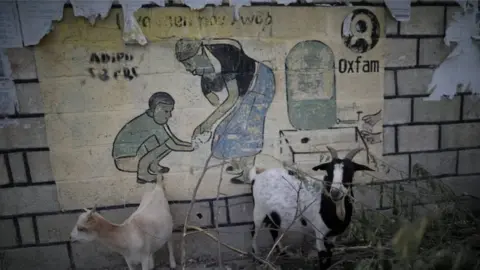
[175,38,276,182]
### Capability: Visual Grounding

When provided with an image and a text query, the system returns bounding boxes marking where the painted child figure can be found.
[112,92,196,183]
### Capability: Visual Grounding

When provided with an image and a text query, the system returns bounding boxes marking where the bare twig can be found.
[265,175,314,261]
[181,132,480,270]
[180,153,214,270]
[214,161,226,268]
[185,226,278,270]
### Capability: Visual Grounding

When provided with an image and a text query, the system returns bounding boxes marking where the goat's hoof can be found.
[319,262,332,269]
[318,251,332,269]
[279,250,297,259]
[278,250,288,257]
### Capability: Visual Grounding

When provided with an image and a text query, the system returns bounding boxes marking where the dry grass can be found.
[177,82,480,269]
[178,155,480,270]
[265,164,480,270]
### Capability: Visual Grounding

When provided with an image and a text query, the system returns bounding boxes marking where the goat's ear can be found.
[312,163,329,171]
[85,210,94,219]
[353,162,375,172]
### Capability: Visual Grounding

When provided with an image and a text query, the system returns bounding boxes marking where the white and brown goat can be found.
[70,176,176,270]
[249,146,374,269]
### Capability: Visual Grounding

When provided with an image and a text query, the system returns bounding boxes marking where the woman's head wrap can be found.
[175,38,203,62]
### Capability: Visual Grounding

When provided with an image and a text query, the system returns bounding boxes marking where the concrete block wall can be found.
[1,2,480,269]
[379,3,480,211]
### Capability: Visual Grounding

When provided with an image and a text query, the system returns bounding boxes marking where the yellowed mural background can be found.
[35,6,385,210]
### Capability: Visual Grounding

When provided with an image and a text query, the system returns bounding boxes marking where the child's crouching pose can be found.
[112,92,197,183]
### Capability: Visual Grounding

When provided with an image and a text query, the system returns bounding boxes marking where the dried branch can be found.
[180,133,480,270]
[186,225,278,270]
[180,153,214,270]
[214,161,226,268]
[265,176,322,262]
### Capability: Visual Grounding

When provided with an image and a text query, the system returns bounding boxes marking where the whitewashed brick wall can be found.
[1,2,479,269]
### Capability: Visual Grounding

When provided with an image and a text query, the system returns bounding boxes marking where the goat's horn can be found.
[344,148,363,160]
[326,146,338,159]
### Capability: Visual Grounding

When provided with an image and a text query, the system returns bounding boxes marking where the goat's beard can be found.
[335,196,346,221]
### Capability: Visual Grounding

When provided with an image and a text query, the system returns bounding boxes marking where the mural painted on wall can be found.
[34,6,385,209]
[285,40,337,130]
[174,38,275,183]
[112,92,195,183]
[88,52,139,81]
[111,38,275,184]
[360,109,382,144]
[341,8,380,54]
[279,8,384,177]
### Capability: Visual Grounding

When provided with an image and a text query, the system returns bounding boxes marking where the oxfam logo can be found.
[341,9,380,53]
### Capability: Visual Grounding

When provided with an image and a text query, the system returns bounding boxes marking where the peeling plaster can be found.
[457,0,469,11]
[384,0,411,21]
[119,0,165,45]
[228,0,297,20]
[229,0,252,20]
[426,0,480,100]
[183,0,222,10]
[70,0,114,24]
[0,1,23,48]
[275,0,297,5]
[17,0,67,46]
[6,0,470,51]
[342,0,353,7]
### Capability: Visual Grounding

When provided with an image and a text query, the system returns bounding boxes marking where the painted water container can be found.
[285,40,336,130]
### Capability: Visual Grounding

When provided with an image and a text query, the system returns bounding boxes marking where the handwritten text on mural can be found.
[116,12,273,30]
[89,52,134,63]
[87,52,139,82]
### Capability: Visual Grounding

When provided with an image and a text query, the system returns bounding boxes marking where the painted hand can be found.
[192,140,200,150]
[360,130,382,144]
[192,122,211,139]
[361,110,382,128]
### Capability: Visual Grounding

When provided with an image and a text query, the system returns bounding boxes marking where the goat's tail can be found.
[155,174,166,191]
[248,166,258,183]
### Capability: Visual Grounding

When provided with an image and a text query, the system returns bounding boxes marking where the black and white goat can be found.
[249,146,374,269]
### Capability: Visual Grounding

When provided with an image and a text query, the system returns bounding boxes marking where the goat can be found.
[69,175,176,270]
[249,146,374,269]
